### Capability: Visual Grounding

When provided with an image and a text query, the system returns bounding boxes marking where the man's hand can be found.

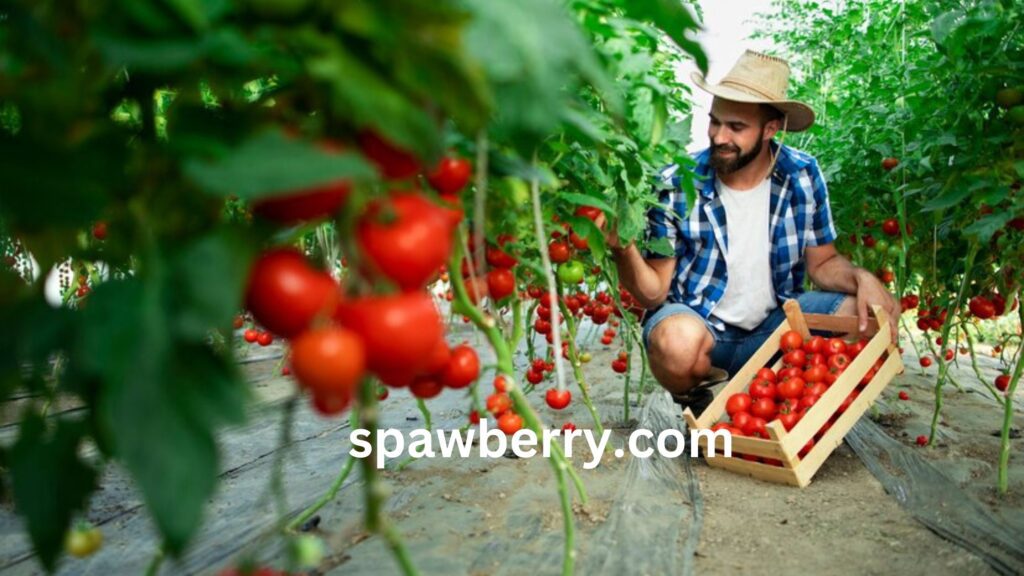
[855,269,901,344]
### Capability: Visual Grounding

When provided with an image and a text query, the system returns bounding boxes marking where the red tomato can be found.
[881,218,900,236]
[526,369,544,384]
[486,392,512,416]
[469,410,481,424]
[487,268,516,301]
[92,221,108,240]
[756,367,778,383]
[427,155,472,195]
[777,378,805,399]
[777,411,800,431]
[256,331,273,347]
[253,182,350,225]
[486,245,518,269]
[969,296,996,319]
[807,352,827,367]
[545,388,572,410]
[828,353,851,371]
[995,374,1010,392]
[291,327,366,412]
[898,390,910,401]
[750,397,777,420]
[803,364,828,384]
[410,376,444,399]
[357,193,456,291]
[243,329,258,343]
[806,382,829,398]
[574,205,603,222]
[780,330,804,352]
[358,130,420,180]
[611,359,628,373]
[441,345,480,389]
[725,393,753,416]
[562,422,577,432]
[749,379,777,400]
[246,248,339,338]
[783,349,807,368]
[920,357,933,368]
[498,412,523,435]
[730,411,752,430]
[803,335,827,354]
[826,338,848,355]
[494,375,509,393]
[334,292,444,376]
[779,366,803,381]
[548,241,571,264]
[742,416,769,439]
[798,394,820,411]
[569,231,589,251]
[846,339,868,358]
[422,339,452,375]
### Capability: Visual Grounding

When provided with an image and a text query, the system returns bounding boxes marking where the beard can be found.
[710,133,764,175]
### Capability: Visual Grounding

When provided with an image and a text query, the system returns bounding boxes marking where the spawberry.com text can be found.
[349,420,734,469]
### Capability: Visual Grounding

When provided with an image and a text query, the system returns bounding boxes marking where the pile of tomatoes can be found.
[710,330,887,466]
[244,134,481,416]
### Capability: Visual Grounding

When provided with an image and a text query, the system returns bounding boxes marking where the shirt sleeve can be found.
[806,159,837,247]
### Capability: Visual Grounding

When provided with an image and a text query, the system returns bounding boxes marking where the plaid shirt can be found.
[643,141,837,331]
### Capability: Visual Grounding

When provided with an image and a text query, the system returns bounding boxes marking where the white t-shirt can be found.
[710,176,777,330]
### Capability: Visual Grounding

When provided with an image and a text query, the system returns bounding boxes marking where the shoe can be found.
[671,367,730,417]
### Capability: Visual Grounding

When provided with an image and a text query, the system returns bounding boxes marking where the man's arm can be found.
[805,243,901,339]
[609,242,677,309]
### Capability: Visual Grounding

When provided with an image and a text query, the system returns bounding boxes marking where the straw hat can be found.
[690,50,815,132]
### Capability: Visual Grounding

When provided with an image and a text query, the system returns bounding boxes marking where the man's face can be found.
[708,98,773,175]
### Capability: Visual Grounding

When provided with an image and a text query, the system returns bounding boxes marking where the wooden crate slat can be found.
[804,314,879,336]
[793,351,904,486]
[706,452,802,486]
[783,299,811,339]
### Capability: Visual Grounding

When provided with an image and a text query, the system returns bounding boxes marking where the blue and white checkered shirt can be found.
[643,141,837,331]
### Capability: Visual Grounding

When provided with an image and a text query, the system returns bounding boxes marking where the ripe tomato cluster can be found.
[485,391,524,435]
[711,330,886,466]
[245,138,480,415]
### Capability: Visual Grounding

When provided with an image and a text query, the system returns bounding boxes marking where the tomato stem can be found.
[558,296,604,438]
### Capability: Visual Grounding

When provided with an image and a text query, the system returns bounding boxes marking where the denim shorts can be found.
[641,291,848,377]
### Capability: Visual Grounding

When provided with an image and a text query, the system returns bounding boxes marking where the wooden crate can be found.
[682,300,904,487]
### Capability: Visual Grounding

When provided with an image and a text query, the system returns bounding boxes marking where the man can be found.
[608,50,900,409]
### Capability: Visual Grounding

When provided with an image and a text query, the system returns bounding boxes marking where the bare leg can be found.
[645,314,718,396]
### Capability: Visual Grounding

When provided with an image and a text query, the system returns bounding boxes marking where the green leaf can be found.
[184,129,375,200]
[619,0,708,74]
[10,416,98,572]
[646,237,675,257]
[921,176,985,212]
[171,227,258,339]
[557,192,615,213]
[963,212,1012,241]
[78,277,239,555]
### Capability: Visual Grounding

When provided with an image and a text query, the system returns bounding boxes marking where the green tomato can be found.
[557,261,585,285]
[289,535,325,569]
[874,238,890,253]
[65,525,102,558]
[888,244,902,259]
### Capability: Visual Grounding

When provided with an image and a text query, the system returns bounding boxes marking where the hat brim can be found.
[690,72,815,132]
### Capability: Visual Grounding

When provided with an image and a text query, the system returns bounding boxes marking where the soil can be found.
[0,324,1020,575]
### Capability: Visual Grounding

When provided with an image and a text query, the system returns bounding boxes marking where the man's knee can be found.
[647,315,714,390]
